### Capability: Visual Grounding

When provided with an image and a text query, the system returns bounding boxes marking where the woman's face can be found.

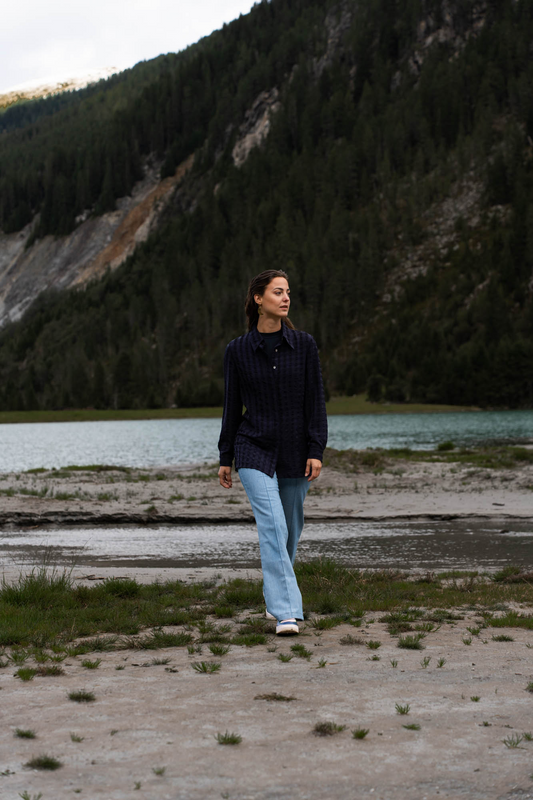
[255,277,290,320]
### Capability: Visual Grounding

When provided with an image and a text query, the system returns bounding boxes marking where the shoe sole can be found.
[276,625,299,635]
[265,610,276,620]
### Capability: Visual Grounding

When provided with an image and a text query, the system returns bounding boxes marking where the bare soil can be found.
[1,611,533,799]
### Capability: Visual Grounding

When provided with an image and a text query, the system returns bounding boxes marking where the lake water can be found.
[0,410,531,473]
[2,519,532,573]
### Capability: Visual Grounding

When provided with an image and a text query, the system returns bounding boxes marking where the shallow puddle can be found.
[1,519,532,573]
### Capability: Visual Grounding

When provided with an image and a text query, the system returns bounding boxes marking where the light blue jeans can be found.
[238,468,309,621]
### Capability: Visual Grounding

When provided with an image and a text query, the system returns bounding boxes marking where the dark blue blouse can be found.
[218,324,328,478]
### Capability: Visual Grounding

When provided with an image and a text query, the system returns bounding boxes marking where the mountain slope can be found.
[0,0,532,411]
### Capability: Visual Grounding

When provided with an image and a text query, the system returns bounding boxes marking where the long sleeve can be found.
[304,338,328,461]
[218,344,243,467]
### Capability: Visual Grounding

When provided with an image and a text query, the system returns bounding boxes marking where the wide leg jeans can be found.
[238,468,309,621]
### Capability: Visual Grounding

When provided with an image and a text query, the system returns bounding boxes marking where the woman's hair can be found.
[244,270,295,331]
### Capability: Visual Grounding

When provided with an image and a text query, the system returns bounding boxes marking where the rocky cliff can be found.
[0,156,193,327]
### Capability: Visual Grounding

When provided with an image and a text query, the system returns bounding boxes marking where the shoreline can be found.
[0,395,481,425]
[1,449,532,530]
[1,510,532,529]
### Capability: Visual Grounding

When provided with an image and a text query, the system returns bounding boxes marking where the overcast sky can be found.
[1,0,257,93]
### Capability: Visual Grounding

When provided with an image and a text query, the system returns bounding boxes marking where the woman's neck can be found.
[257,318,282,333]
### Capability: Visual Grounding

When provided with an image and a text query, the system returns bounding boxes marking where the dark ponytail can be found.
[244,270,295,331]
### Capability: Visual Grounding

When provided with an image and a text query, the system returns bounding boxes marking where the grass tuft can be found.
[290,644,312,660]
[397,634,425,650]
[15,729,37,739]
[503,733,523,748]
[216,731,242,745]
[403,723,421,731]
[208,644,230,656]
[352,727,369,739]
[340,634,364,646]
[395,703,410,715]
[36,664,64,676]
[15,667,36,681]
[68,690,95,703]
[81,658,101,669]
[191,661,221,673]
[24,754,62,771]
[309,617,342,630]
[313,721,346,736]
[254,693,296,702]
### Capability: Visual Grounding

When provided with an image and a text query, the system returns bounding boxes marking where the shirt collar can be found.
[249,323,295,350]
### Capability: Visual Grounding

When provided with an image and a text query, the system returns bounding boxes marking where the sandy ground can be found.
[1,456,533,799]
[0,453,532,527]
[1,610,533,800]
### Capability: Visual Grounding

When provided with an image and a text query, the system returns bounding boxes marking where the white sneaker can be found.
[276,619,299,635]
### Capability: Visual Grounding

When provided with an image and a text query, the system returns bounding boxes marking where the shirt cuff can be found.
[219,455,234,467]
[307,446,324,462]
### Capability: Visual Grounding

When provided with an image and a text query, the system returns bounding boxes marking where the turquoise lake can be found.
[0,409,531,473]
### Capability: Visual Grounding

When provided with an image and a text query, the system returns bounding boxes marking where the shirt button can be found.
[275,349,278,352]
[273,366,276,369]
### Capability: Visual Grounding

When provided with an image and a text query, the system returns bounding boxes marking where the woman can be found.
[218,269,328,635]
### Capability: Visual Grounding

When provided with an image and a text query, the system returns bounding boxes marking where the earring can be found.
[257,304,263,316]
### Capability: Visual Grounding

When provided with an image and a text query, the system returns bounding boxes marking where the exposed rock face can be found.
[232,88,281,168]
[314,2,354,77]
[393,1,487,88]
[0,155,193,327]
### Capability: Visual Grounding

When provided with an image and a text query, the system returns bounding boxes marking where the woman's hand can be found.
[305,459,322,482]
[218,466,233,489]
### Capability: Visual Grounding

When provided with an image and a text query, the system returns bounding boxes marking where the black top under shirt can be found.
[260,328,283,360]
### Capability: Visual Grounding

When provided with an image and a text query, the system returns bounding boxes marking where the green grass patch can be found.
[128,631,193,649]
[15,667,36,681]
[313,721,346,736]
[15,728,37,739]
[24,754,62,770]
[215,730,242,745]
[487,611,533,630]
[231,633,267,647]
[254,693,296,702]
[323,443,533,473]
[191,661,221,673]
[35,664,64,676]
[1,562,533,655]
[397,634,425,650]
[290,643,312,660]
[68,690,95,703]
